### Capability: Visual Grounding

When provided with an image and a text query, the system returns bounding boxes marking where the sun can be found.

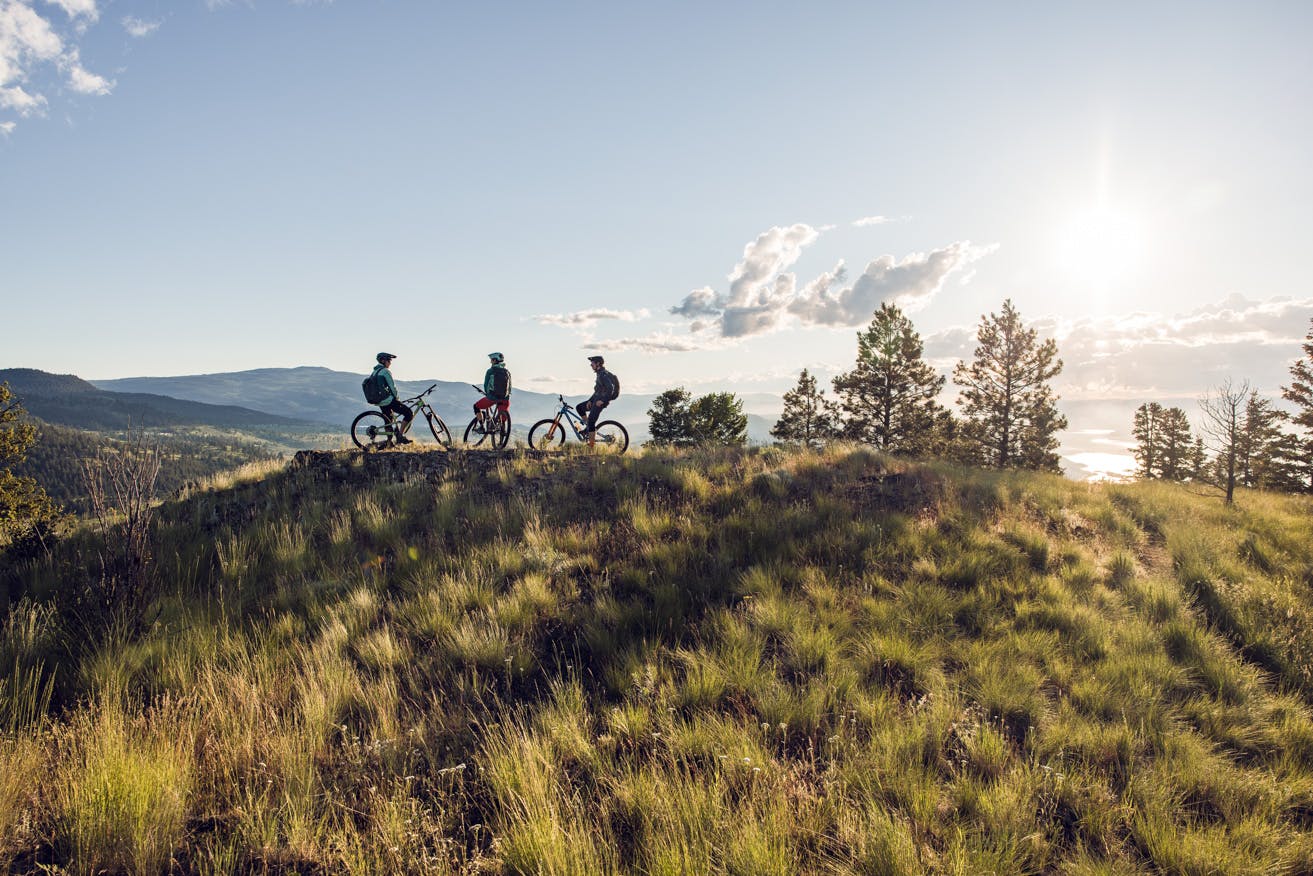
[1055,204,1146,295]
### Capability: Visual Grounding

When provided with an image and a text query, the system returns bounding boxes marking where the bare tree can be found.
[79,428,162,609]
[1197,379,1249,503]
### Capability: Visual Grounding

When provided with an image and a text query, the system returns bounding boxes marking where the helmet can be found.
[588,355,605,365]
[488,351,505,365]
[377,352,397,364]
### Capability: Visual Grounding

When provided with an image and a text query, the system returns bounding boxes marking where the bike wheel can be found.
[494,411,512,448]
[463,416,493,447]
[529,418,566,451]
[426,414,452,449]
[591,420,629,455]
[351,410,394,450]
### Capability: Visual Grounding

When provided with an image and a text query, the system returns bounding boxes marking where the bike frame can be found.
[542,396,590,442]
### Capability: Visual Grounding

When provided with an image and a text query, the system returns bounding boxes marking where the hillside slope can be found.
[0,368,319,430]
[2,448,1313,873]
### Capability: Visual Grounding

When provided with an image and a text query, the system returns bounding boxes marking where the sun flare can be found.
[1055,205,1147,293]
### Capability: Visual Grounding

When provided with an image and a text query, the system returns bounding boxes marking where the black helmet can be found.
[377,352,397,364]
[588,355,605,365]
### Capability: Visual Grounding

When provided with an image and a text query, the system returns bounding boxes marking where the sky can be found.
[3,0,1312,477]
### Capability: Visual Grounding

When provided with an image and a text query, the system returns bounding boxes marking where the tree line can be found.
[1129,319,1313,501]
[648,298,1070,473]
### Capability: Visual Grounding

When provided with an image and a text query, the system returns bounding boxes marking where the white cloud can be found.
[534,308,650,329]
[42,0,96,20]
[670,225,996,339]
[853,215,891,227]
[0,119,14,133]
[0,82,43,113]
[61,47,109,93]
[1,0,111,124]
[587,332,713,354]
[922,294,1313,403]
[121,15,159,38]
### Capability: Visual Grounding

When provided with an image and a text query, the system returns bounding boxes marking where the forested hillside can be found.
[12,420,281,511]
[2,446,1313,873]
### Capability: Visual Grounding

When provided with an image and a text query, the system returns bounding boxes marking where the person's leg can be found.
[586,400,605,432]
[474,396,495,429]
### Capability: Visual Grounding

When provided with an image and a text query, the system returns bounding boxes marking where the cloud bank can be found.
[670,224,996,340]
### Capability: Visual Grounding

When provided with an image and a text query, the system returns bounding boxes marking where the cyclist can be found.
[371,352,413,444]
[577,355,619,436]
[474,351,511,431]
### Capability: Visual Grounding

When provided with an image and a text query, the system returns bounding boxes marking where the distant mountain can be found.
[91,366,779,444]
[1,368,318,431]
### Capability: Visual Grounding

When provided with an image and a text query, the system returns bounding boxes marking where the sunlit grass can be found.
[2,446,1313,871]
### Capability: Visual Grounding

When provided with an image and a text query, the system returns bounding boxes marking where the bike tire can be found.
[351,410,394,450]
[427,414,452,449]
[591,420,629,455]
[529,418,566,451]
[463,416,492,447]
[495,411,512,449]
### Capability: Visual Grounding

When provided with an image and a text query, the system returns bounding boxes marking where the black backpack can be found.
[605,371,620,400]
[362,372,389,404]
[491,368,511,400]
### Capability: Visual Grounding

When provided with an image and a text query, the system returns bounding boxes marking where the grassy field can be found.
[2,445,1313,874]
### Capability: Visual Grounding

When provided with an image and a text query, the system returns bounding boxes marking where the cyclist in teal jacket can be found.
[473,351,511,431]
[373,352,413,444]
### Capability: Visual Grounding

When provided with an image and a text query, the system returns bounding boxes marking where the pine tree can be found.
[831,303,948,455]
[1132,402,1165,478]
[1159,407,1194,482]
[688,392,748,446]
[645,388,693,447]
[1281,317,1313,491]
[953,299,1067,471]
[1238,391,1283,489]
[771,369,837,447]
[1,382,62,557]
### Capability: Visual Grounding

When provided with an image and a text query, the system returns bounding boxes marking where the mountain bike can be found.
[528,395,628,454]
[350,384,452,450]
[464,385,512,449]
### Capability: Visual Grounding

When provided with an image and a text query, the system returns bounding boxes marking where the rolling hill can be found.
[3,446,1312,873]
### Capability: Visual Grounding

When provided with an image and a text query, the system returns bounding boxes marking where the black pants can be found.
[381,400,413,430]
[576,399,607,431]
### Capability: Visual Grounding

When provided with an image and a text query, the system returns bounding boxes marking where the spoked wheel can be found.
[590,420,629,455]
[529,418,567,451]
[351,410,395,450]
[463,416,493,447]
[493,411,512,448]
[426,414,452,449]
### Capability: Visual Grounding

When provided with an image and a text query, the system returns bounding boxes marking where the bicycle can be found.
[464,384,512,449]
[528,395,629,454]
[350,384,452,450]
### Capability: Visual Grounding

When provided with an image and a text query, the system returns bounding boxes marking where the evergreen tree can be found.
[1159,407,1194,482]
[1,382,61,557]
[688,392,748,446]
[953,299,1067,471]
[1238,391,1283,489]
[1132,402,1165,478]
[1281,317,1313,491]
[832,303,948,455]
[646,388,694,447]
[771,369,837,447]
[1189,437,1209,483]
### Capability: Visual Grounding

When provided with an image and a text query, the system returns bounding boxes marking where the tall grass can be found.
[1,446,1312,872]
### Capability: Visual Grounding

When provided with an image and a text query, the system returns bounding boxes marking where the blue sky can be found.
[3,1,1312,474]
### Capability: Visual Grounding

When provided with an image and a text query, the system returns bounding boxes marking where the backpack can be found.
[605,371,620,401]
[491,367,511,400]
[362,372,389,405]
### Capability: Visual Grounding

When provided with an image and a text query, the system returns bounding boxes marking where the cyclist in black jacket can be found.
[578,355,618,435]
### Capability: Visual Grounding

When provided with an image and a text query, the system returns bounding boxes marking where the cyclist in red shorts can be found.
[473,351,511,431]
